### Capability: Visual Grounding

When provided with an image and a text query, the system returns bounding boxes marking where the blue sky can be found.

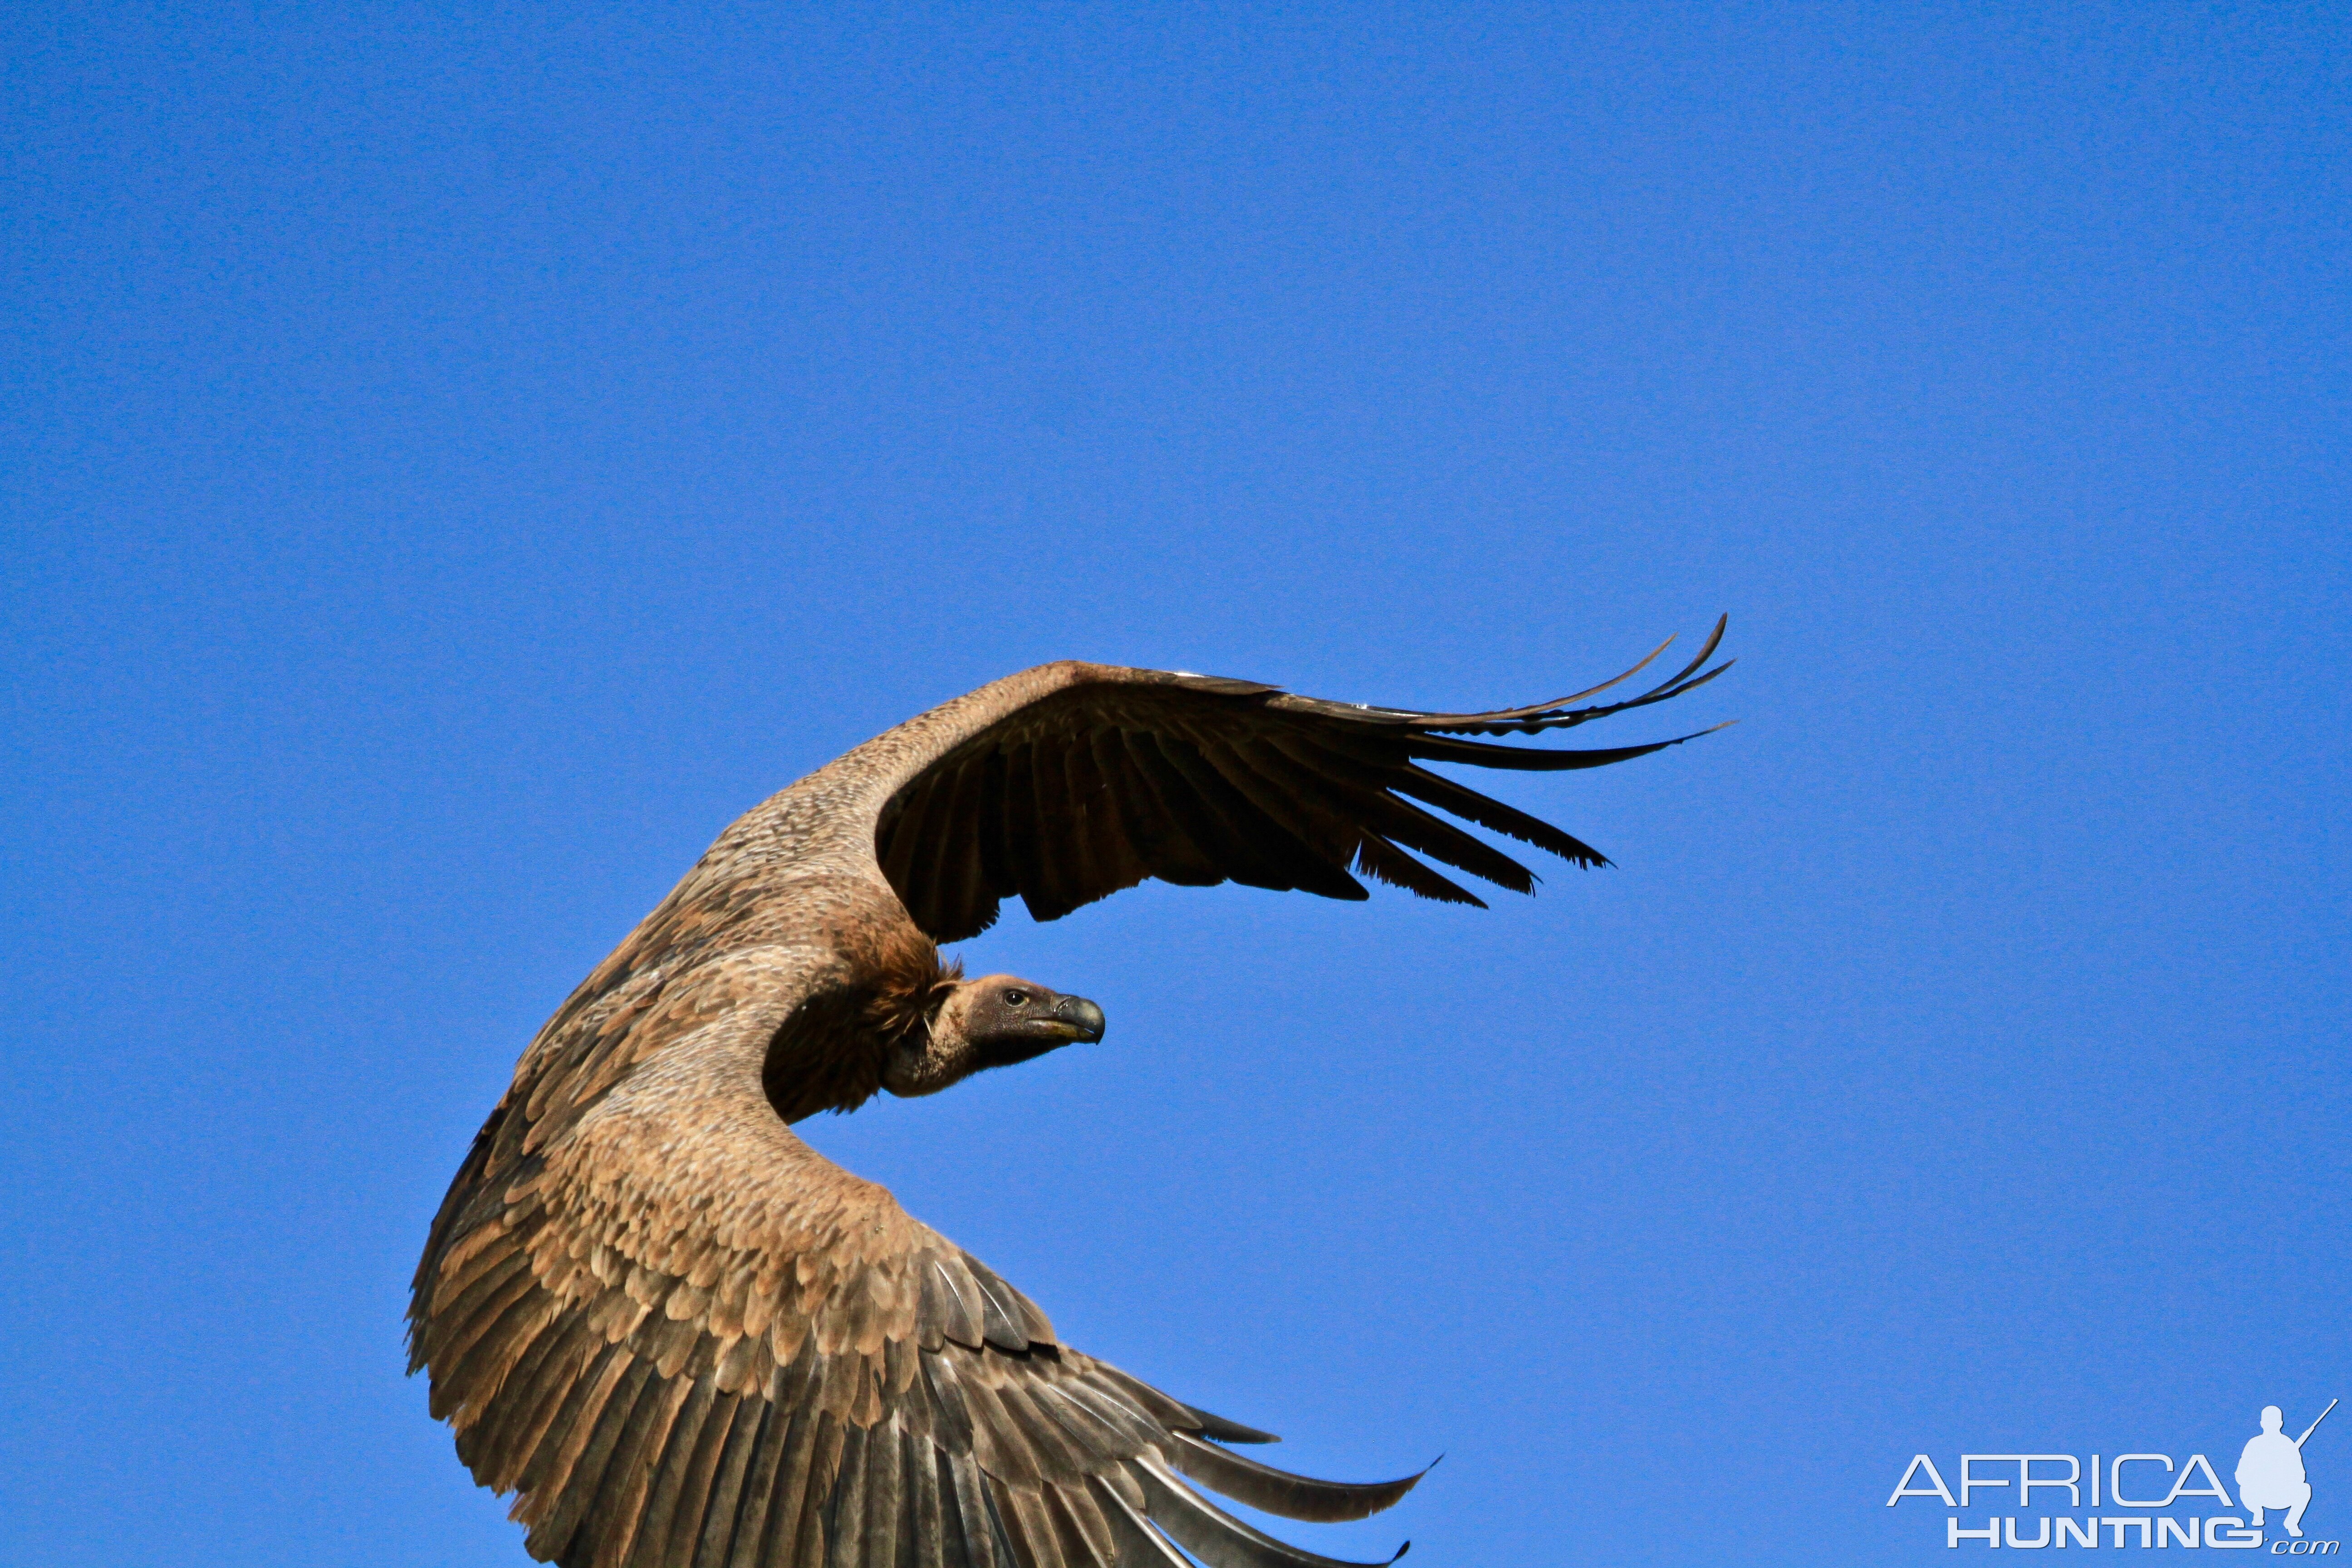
[3,5,2346,1565]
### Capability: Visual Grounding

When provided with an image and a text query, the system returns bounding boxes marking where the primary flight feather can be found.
[409,624,1732,1568]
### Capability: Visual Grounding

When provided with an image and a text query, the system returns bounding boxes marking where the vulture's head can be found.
[882,973,1106,1098]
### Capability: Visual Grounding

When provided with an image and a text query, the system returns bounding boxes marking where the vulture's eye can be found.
[1004,990,1029,1007]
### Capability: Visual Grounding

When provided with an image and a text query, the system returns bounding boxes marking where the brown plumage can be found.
[410,625,1733,1568]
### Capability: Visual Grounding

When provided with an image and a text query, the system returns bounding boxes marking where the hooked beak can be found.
[1046,994,1106,1044]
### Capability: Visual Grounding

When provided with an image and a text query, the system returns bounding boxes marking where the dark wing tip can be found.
[1406,717,1734,775]
[1136,1457,1414,1568]
[1167,1430,1429,1523]
[1401,617,1735,735]
[1190,1407,1282,1445]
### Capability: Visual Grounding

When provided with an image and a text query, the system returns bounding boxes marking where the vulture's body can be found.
[411,633,1731,1568]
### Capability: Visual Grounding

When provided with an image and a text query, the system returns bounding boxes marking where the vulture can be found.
[409,623,1732,1568]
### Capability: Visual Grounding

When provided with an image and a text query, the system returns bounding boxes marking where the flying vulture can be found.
[409,623,1732,1568]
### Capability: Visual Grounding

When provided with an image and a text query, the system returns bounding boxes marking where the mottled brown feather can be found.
[693,1396,771,1568]
[630,1381,721,1568]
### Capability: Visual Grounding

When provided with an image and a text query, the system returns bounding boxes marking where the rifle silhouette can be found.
[2297,1399,2338,1449]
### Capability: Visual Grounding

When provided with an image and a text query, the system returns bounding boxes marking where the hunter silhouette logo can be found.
[2243,1401,2335,1539]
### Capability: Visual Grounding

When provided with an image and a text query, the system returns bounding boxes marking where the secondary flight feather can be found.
[409,622,1733,1568]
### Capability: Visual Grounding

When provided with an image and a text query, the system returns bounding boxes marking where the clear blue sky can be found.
[4,6,2346,1565]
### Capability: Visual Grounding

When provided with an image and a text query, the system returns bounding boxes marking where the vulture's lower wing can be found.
[410,946,1421,1568]
[873,621,1733,941]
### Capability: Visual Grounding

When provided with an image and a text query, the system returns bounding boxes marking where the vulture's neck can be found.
[761,916,956,1124]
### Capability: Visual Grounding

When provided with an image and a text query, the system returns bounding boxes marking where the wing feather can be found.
[996,1482,1068,1568]
[920,761,989,942]
[942,1449,1004,1568]
[1092,1480,1199,1568]
[1024,736,1086,922]
[1049,1486,1117,1568]
[629,1380,722,1568]
[866,632,1730,938]
[426,1250,537,1402]
[820,1423,866,1568]
[973,750,1014,925]
[1229,737,1529,894]
[879,781,936,919]
[1078,733,1156,895]
[1132,1456,1405,1568]
[589,1365,688,1568]
[1163,1432,1426,1525]
[908,1425,948,1568]
[865,1419,911,1568]
[692,1394,771,1568]
[661,1392,750,1568]
[1097,728,1221,888]
[720,1401,793,1568]
[1049,732,1111,922]
[1353,833,1485,907]
[1119,730,1255,887]
[518,1344,633,1530]
[1388,760,1609,868]
[1194,740,1370,898]
[1147,730,1347,897]
[1000,743,1048,915]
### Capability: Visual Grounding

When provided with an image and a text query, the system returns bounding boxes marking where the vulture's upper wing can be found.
[877,620,1732,940]
[412,937,1423,1568]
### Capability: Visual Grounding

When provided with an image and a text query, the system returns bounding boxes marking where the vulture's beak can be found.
[1048,994,1107,1044]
